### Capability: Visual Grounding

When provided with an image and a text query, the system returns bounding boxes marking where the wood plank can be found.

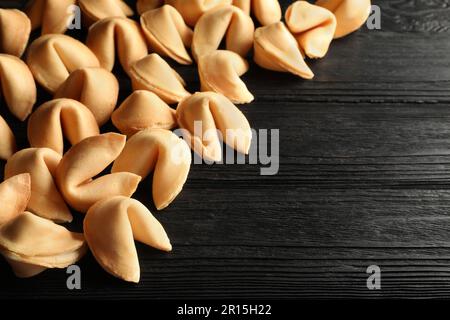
[4,246,450,298]
[1,0,450,299]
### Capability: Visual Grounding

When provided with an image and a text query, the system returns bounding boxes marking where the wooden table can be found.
[1,0,450,299]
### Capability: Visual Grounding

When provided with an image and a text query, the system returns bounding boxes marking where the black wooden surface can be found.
[1,0,450,299]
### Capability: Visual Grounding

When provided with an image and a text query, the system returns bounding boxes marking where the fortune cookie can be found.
[0,211,86,278]
[0,9,31,57]
[27,34,100,93]
[316,0,371,39]
[165,0,232,27]
[85,196,172,283]
[176,92,252,162]
[254,22,314,79]
[0,174,31,226]
[25,0,76,35]
[112,90,177,136]
[285,1,336,59]
[5,148,73,223]
[28,99,100,155]
[55,133,141,212]
[137,0,164,14]
[86,17,148,75]
[198,50,253,104]
[0,54,36,121]
[192,5,254,61]
[0,116,16,161]
[140,5,193,65]
[78,0,134,26]
[129,54,191,104]
[112,129,191,210]
[233,0,282,26]
[54,67,119,126]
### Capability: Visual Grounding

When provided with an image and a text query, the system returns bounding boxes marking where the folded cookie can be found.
[316,0,371,39]
[25,0,76,34]
[27,34,100,93]
[129,54,191,104]
[55,133,142,212]
[84,196,172,283]
[137,0,164,14]
[0,9,31,57]
[0,54,36,121]
[0,116,16,161]
[0,211,86,278]
[198,50,253,104]
[165,0,232,27]
[54,67,119,126]
[176,92,252,162]
[78,0,133,26]
[0,174,31,226]
[86,17,148,75]
[285,1,336,59]
[233,0,282,26]
[254,22,314,79]
[5,148,73,223]
[192,5,254,61]
[28,99,100,155]
[112,129,191,210]
[112,90,177,136]
[140,5,193,65]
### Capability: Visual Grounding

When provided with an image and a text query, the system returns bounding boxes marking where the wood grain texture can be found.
[1,0,450,299]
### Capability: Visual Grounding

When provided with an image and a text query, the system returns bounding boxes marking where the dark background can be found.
[1,0,450,299]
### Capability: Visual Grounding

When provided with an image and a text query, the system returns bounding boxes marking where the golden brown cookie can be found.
[316,0,371,38]
[198,50,253,104]
[112,90,177,136]
[254,22,314,79]
[165,0,232,27]
[176,92,252,162]
[0,54,36,120]
[129,54,191,104]
[233,0,282,26]
[140,5,193,65]
[5,148,73,223]
[0,116,16,161]
[86,17,148,75]
[0,212,86,278]
[0,174,31,226]
[78,0,133,26]
[0,9,31,57]
[192,5,254,61]
[25,0,76,34]
[285,1,336,59]
[55,133,141,212]
[54,67,119,126]
[112,129,191,210]
[27,34,100,93]
[27,99,100,155]
[84,196,172,283]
